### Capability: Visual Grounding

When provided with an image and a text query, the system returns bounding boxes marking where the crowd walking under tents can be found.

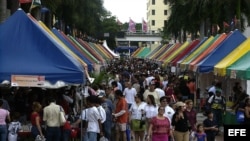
[1,7,250,141]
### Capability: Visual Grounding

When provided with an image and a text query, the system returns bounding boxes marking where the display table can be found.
[18,131,32,141]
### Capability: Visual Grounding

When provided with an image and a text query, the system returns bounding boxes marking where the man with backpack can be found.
[207,88,226,131]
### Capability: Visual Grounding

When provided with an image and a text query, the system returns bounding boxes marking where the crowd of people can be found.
[0,58,249,141]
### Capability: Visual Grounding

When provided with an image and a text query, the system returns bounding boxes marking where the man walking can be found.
[43,96,63,141]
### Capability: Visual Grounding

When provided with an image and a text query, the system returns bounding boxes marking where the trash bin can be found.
[223,110,238,125]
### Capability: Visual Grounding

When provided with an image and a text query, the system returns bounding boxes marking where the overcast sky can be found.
[103,0,147,23]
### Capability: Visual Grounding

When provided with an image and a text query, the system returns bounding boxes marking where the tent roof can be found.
[0,9,85,86]
[197,30,246,73]
[170,40,200,66]
[150,44,173,60]
[163,41,190,65]
[179,36,215,69]
[102,40,120,58]
[189,33,228,71]
[52,29,93,71]
[226,51,250,79]
[214,37,250,76]
[176,37,208,66]
[72,37,103,63]
[146,44,164,58]
[159,43,182,62]
[136,47,151,58]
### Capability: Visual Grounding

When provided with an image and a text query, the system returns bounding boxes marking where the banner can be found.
[11,75,45,87]
[128,18,136,33]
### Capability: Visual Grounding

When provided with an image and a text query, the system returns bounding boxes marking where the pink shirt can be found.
[150,116,171,134]
[0,109,9,125]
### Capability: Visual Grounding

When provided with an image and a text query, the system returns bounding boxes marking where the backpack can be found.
[207,95,226,110]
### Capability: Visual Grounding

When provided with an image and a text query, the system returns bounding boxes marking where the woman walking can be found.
[0,99,11,141]
[147,106,174,141]
[129,94,147,141]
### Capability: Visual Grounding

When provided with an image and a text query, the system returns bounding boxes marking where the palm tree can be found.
[164,0,250,41]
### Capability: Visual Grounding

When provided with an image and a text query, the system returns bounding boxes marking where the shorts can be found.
[115,123,127,131]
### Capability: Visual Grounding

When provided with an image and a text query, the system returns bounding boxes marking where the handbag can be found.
[59,107,66,126]
[131,119,145,131]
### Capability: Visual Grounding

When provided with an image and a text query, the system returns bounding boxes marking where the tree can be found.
[164,0,250,41]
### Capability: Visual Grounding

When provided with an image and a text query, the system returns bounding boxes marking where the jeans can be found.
[83,132,97,141]
[45,126,61,141]
[62,129,71,141]
[103,121,112,141]
[31,126,40,139]
[0,125,7,141]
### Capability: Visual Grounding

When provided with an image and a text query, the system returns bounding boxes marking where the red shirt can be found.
[115,98,128,123]
[30,112,41,126]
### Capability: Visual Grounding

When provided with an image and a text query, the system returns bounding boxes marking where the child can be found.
[203,110,218,141]
[8,112,22,141]
[193,123,207,141]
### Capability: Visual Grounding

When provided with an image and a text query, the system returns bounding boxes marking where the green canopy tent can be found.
[226,51,250,80]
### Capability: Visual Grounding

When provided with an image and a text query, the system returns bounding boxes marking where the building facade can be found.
[147,0,170,34]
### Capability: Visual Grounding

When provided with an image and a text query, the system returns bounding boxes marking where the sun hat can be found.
[175,101,185,107]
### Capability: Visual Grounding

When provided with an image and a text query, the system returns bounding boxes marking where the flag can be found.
[117,19,123,26]
[128,18,136,33]
[223,21,229,27]
[230,18,235,30]
[217,24,220,31]
[30,0,41,9]
[142,19,148,33]
[19,0,32,3]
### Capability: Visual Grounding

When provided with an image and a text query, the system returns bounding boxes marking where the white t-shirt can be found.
[163,105,175,123]
[97,105,106,123]
[145,76,155,86]
[143,90,160,105]
[208,86,216,94]
[129,102,147,120]
[81,107,101,133]
[8,121,21,141]
[144,104,158,118]
[162,80,168,90]
[123,87,137,104]
[155,88,165,98]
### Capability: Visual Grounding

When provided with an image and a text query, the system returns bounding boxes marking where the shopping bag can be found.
[35,135,46,141]
[236,111,244,123]
[99,136,109,141]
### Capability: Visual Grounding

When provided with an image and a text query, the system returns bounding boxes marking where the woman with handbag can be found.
[172,102,189,141]
[129,94,147,141]
[30,102,44,140]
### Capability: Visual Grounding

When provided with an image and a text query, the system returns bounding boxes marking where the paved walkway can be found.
[196,113,224,141]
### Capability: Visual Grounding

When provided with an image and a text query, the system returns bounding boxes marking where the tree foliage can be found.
[164,0,250,40]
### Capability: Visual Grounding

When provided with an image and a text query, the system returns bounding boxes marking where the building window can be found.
[164,1,168,5]
[152,20,155,26]
[164,10,167,15]
[152,10,155,15]
[152,0,155,5]
[164,20,168,27]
